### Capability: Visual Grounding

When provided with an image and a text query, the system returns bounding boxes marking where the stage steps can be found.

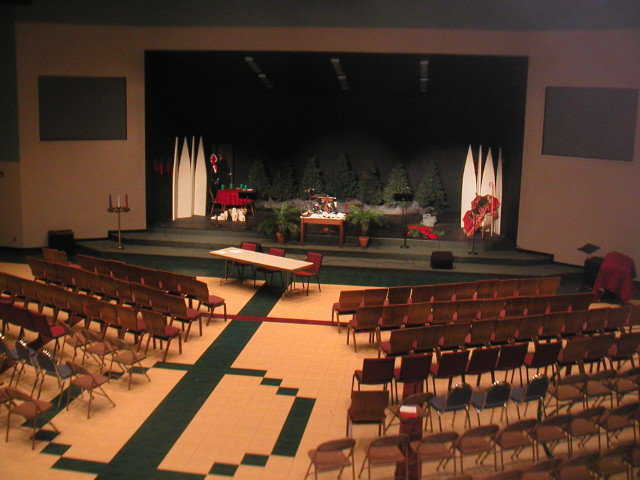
[73,226,583,277]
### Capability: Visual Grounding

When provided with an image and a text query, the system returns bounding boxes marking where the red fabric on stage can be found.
[213,189,254,207]
[593,251,636,302]
[407,225,439,240]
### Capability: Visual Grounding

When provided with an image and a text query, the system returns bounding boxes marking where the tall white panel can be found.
[495,148,503,235]
[176,136,193,218]
[193,137,207,216]
[480,148,496,197]
[460,145,477,227]
[171,137,179,221]
[476,145,483,196]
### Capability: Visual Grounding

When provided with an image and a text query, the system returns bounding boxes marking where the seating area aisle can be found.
[1,258,639,480]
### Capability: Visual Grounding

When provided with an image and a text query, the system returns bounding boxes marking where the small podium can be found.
[108,203,130,249]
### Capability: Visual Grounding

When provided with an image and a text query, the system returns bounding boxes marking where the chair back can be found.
[397,354,432,383]
[369,434,408,449]
[360,357,395,384]
[540,312,565,339]
[348,390,389,420]
[606,306,631,331]
[387,287,412,305]
[584,334,615,362]
[584,308,608,332]
[445,383,472,408]
[517,277,539,297]
[527,297,549,316]
[116,305,143,332]
[562,310,586,336]
[180,277,209,303]
[42,248,68,264]
[453,283,477,301]
[468,320,495,346]
[538,276,561,295]
[516,315,542,341]
[501,418,538,434]
[316,438,355,452]
[495,343,528,370]
[422,431,459,444]
[432,284,456,302]
[480,299,506,320]
[492,318,519,344]
[484,382,511,407]
[267,247,285,257]
[35,349,58,374]
[476,280,498,299]
[386,328,419,355]
[380,305,407,329]
[524,374,550,400]
[15,339,36,363]
[140,267,164,290]
[411,285,433,303]
[363,289,387,306]
[439,323,469,350]
[528,341,562,368]
[430,302,456,324]
[435,350,470,378]
[240,241,259,251]
[405,302,428,327]
[466,346,500,375]
[99,303,119,329]
[354,307,382,329]
[496,279,518,298]
[612,332,640,357]
[460,424,499,440]
[338,290,363,310]
[415,325,442,352]
[140,309,168,335]
[456,301,480,322]
[304,252,323,274]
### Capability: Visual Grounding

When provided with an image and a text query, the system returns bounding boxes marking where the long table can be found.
[208,247,313,289]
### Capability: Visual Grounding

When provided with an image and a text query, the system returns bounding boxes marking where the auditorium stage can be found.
[77,214,584,279]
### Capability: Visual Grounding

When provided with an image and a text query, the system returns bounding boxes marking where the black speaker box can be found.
[431,251,454,269]
[48,229,75,254]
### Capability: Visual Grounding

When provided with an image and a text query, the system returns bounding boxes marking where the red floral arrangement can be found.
[463,195,500,238]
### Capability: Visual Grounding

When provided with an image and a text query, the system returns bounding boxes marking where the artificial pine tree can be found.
[357,168,384,205]
[270,166,297,201]
[325,153,358,200]
[382,164,413,206]
[415,159,448,212]
[247,157,271,200]
[299,155,324,198]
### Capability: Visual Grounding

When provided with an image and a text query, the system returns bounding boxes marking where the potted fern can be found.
[346,205,384,248]
[257,202,300,243]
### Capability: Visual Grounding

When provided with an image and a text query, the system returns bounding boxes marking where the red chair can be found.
[392,354,432,402]
[430,349,470,395]
[293,252,323,295]
[352,357,395,392]
[255,247,286,288]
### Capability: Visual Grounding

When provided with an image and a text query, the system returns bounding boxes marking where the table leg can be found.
[300,221,305,244]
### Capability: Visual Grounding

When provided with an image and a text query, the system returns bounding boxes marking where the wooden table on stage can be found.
[299,216,345,246]
[208,247,313,289]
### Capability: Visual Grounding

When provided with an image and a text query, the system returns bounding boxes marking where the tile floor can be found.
[0,261,635,480]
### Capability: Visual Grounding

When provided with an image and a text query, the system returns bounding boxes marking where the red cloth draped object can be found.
[214,188,254,207]
[407,225,439,240]
[463,194,500,238]
[593,251,636,302]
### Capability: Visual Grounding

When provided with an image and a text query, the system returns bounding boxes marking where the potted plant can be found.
[257,202,300,243]
[346,205,384,248]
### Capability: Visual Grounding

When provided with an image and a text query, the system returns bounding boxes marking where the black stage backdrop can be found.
[145,51,527,241]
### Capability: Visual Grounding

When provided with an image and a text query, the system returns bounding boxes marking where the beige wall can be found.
[12,24,640,266]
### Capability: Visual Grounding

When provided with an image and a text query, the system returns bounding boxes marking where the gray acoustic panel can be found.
[542,86,638,161]
[39,76,127,141]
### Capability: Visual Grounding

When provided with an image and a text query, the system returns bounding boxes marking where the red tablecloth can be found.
[214,189,254,207]
[593,251,637,302]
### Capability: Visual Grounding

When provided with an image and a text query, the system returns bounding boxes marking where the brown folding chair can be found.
[410,431,459,474]
[304,438,355,480]
[66,361,116,419]
[359,434,409,480]
[1,387,59,449]
[454,424,499,472]
[392,354,432,402]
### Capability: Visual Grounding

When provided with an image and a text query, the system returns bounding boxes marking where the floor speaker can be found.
[583,256,603,288]
[431,251,454,269]
[48,229,74,254]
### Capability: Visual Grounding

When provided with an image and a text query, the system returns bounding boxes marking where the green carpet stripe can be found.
[152,361,193,371]
[53,457,108,475]
[237,284,284,317]
[226,367,267,377]
[271,397,316,457]
[95,319,261,479]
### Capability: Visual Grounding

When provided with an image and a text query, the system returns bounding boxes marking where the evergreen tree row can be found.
[245,156,447,211]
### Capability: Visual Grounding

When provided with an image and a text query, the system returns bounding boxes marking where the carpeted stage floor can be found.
[0,255,637,480]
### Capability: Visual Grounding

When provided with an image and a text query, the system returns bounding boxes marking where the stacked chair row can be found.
[370,306,636,357]
[332,276,562,323]
[341,387,640,479]
[346,292,596,345]
[306,434,640,480]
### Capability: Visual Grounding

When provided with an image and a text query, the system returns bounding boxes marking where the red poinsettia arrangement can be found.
[463,194,500,238]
